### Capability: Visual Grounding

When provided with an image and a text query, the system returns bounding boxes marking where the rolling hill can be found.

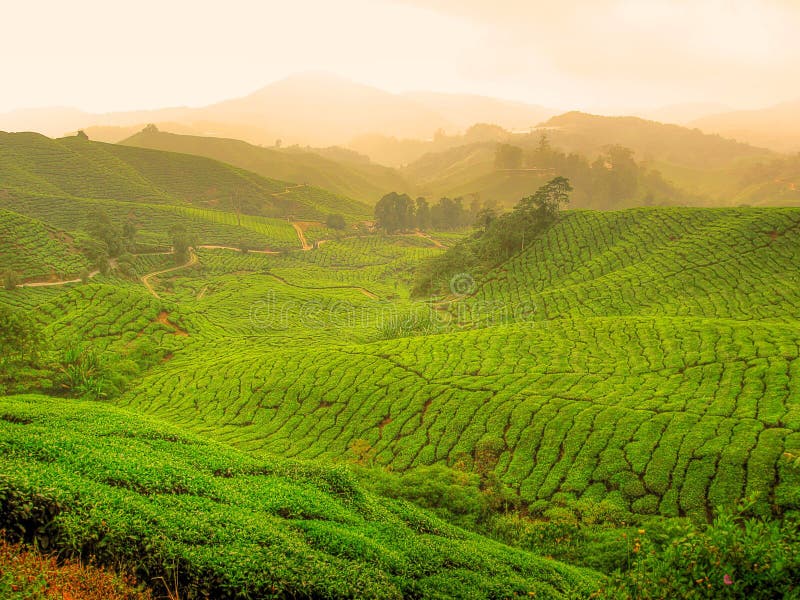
[0,131,368,219]
[2,134,800,596]
[0,395,596,599]
[691,100,800,154]
[94,206,800,525]
[120,128,406,205]
[396,114,788,206]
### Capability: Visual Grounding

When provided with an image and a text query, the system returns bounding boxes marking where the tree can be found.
[326,213,346,230]
[0,305,41,367]
[474,207,497,232]
[3,269,18,291]
[374,192,415,233]
[122,217,137,251]
[494,144,523,170]
[170,224,195,264]
[76,130,89,140]
[85,209,124,257]
[512,176,572,251]
[415,197,431,230]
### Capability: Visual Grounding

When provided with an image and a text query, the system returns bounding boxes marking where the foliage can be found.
[595,497,800,599]
[495,143,523,169]
[326,213,346,230]
[3,270,18,291]
[0,536,151,599]
[55,344,107,399]
[375,192,481,233]
[0,306,42,369]
[117,207,800,525]
[0,396,598,599]
[0,209,89,282]
[169,224,196,264]
[414,177,571,295]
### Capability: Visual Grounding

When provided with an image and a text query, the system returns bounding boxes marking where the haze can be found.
[3,0,800,115]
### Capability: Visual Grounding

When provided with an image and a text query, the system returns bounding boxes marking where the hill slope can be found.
[112,207,800,522]
[0,131,369,219]
[691,100,800,154]
[120,129,405,205]
[0,395,597,599]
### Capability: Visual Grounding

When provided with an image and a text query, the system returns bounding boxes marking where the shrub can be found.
[326,213,346,230]
[594,497,800,599]
[3,269,18,290]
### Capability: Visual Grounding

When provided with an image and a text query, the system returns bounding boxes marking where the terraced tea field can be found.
[0,208,89,281]
[0,395,597,599]
[3,201,800,597]
[106,207,800,523]
[0,132,370,220]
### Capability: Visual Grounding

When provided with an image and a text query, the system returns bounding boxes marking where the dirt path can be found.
[156,310,189,336]
[416,231,445,248]
[263,272,378,300]
[198,245,279,255]
[18,270,99,288]
[141,250,198,299]
[291,222,312,251]
[272,184,308,197]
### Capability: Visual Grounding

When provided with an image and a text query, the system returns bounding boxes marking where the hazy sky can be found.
[2,0,799,113]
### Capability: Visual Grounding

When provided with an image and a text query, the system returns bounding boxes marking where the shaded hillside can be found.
[538,112,772,169]
[0,131,369,219]
[121,129,405,205]
[692,100,800,154]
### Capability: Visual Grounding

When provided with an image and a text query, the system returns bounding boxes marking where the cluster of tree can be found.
[325,213,346,230]
[496,136,688,209]
[169,224,197,265]
[374,193,495,233]
[80,209,137,274]
[3,270,19,291]
[413,177,572,296]
[0,305,42,371]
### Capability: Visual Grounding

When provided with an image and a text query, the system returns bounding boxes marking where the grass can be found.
[0,131,370,221]
[121,128,403,206]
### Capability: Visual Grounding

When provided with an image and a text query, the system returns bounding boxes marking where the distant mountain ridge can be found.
[0,73,556,148]
[690,100,800,154]
[120,128,406,205]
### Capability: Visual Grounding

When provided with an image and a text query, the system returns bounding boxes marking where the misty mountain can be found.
[121,128,406,204]
[0,73,559,148]
[401,91,556,132]
[691,100,800,153]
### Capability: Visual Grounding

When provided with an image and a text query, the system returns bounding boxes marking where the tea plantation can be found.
[3,167,800,597]
[0,395,597,599]
[109,206,800,524]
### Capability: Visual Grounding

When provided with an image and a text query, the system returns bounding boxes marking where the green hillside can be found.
[0,131,369,219]
[0,208,89,280]
[0,395,596,599]
[395,114,785,206]
[94,207,800,525]
[3,190,800,596]
[121,129,406,205]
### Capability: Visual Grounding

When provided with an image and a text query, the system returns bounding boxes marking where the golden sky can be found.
[2,0,798,113]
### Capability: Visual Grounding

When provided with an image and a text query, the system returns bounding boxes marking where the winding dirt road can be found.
[141,250,198,299]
